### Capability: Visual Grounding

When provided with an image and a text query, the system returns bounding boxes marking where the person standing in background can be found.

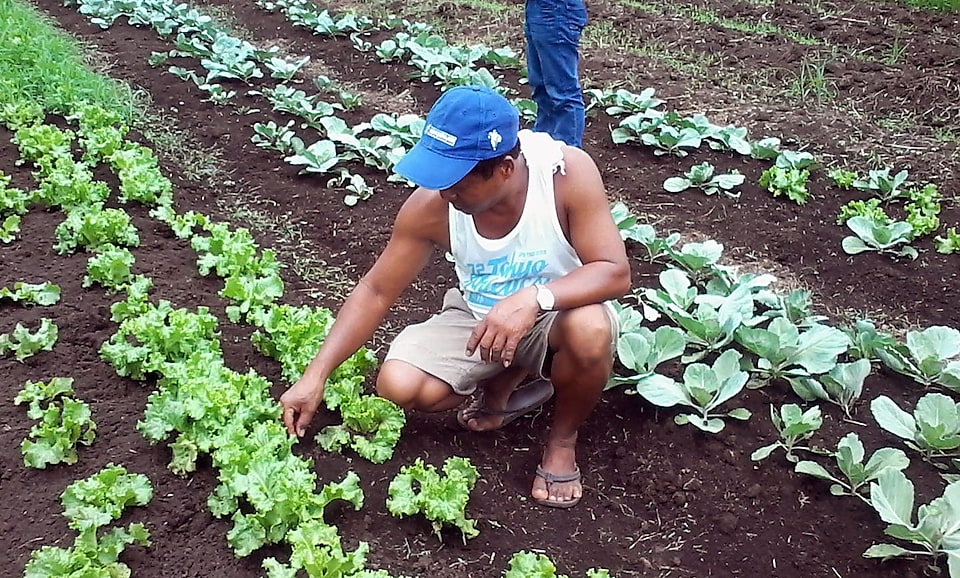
[525,0,588,148]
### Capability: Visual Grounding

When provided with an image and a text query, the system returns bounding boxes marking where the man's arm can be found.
[280,190,444,436]
[538,146,632,308]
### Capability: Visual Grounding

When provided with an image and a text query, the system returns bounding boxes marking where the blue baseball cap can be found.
[394,86,520,190]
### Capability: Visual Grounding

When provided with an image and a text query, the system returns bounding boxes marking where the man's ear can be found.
[499,155,518,179]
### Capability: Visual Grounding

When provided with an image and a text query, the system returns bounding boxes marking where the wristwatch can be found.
[534,284,556,311]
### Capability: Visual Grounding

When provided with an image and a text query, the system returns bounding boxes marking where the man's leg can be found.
[376,359,466,412]
[525,20,585,147]
[533,304,614,505]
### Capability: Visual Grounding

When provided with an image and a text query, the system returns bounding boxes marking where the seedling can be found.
[904,184,941,237]
[663,162,744,199]
[828,167,858,189]
[795,432,909,505]
[863,470,960,572]
[0,319,59,361]
[841,216,918,260]
[852,168,911,202]
[936,227,960,254]
[875,326,960,390]
[789,359,872,419]
[836,198,889,226]
[505,551,612,577]
[871,393,960,462]
[632,349,752,433]
[735,317,850,387]
[751,403,824,462]
[842,319,898,362]
[14,377,96,468]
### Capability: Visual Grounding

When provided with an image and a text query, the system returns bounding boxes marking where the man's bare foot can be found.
[458,379,554,431]
[531,439,581,508]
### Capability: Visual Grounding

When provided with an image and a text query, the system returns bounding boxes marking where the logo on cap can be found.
[425,125,458,147]
[488,130,502,151]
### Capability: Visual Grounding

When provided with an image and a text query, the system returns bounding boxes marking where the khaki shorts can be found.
[384,288,619,395]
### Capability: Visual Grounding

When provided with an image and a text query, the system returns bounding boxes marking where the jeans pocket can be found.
[526,0,587,27]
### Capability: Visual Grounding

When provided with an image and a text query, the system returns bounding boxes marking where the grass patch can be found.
[677,4,823,46]
[0,0,135,117]
[891,0,960,10]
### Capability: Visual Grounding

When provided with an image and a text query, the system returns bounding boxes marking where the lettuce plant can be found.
[0,281,60,305]
[387,457,480,542]
[14,377,96,468]
[904,184,941,237]
[84,244,135,289]
[836,198,889,226]
[632,349,752,433]
[759,166,810,205]
[53,205,140,254]
[504,551,612,578]
[0,319,59,361]
[24,464,152,578]
[795,432,908,505]
[828,167,858,189]
[936,227,960,254]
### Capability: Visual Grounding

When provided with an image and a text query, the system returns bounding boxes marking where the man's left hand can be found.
[466,286,540,367]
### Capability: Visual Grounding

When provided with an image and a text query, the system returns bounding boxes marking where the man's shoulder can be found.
[396,187,449,240]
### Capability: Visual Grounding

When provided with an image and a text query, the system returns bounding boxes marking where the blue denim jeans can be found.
[525,0,587,147]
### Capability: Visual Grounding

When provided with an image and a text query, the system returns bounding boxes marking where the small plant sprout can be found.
[875,326,960,390]
[663,162,744,199]
[936,227,960,254]
[871,394,960,463]
[734,317,850,388]
[852,168,911,202]
[749,137,781,160]
[613,325,686,386]
[795,432,909,505]
[790,359,872,419]
[751,404,825,462]
[632,349,752,433]
[843,319,898,362]
[828,167,858,189]
[841,216,918,260]
[863,470,960,572]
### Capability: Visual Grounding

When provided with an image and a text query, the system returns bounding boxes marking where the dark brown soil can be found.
[1,0,958,577]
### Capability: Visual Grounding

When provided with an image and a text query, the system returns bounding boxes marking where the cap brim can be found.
[393,143,479,190]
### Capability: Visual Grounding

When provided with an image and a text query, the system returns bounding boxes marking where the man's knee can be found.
[551,305,615,364]
[376,360,420,408]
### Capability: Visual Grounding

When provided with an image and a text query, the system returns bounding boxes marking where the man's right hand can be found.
[280,378,325,438]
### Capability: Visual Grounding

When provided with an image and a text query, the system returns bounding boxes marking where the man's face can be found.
[438,162,509,215]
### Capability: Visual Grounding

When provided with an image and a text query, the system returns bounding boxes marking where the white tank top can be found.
[449,130,582,319]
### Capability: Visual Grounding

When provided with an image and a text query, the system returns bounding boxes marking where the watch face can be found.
[536,285,554,310]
